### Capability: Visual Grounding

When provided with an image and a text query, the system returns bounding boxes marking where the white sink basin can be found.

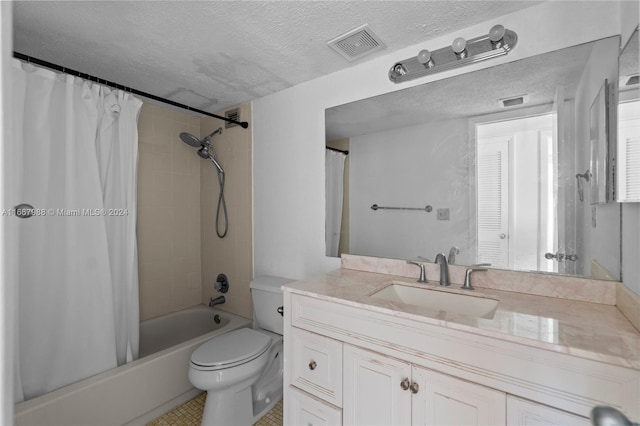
[369,283,498,319]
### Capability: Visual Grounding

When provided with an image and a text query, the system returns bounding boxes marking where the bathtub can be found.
[14,305,251,426]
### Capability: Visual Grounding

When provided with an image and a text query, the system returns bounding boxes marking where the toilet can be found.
[188,275,293,426]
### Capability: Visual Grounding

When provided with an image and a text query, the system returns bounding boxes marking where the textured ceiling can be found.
[325,40,597,140]
[13,1,540,114]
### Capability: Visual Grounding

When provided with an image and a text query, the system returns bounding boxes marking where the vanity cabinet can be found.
[343,344,506,425]
[283,292,638,426]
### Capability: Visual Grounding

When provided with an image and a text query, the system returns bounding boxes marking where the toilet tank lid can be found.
[250,275,296,294]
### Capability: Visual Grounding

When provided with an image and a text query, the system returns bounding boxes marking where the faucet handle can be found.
[461,266,488,290]
[406,260,427,283]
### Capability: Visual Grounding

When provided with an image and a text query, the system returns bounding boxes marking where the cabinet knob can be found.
[308,360,317,371]
[400,378,410,390]
[410,382,419,394]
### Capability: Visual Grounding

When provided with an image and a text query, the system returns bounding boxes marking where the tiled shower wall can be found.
[137,102,253,321]
[201,103,254,319]
[137,104,203,320]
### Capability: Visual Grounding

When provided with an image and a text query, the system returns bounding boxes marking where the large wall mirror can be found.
[325,34,635,280]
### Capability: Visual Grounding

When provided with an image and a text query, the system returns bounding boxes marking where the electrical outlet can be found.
[437,208,450,220]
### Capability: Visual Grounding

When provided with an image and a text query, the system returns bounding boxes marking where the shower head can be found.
[179,128,223,147]
[179,132,202,147]
[179,128,225,173]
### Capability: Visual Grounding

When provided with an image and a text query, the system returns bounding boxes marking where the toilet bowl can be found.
[188,275,292,426]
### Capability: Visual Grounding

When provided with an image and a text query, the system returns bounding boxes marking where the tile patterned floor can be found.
[147,392,283,426]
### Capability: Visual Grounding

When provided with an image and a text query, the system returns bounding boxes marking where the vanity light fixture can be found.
[389,24,518,83]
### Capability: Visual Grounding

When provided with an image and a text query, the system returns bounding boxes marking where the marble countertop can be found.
[282,268,640,370]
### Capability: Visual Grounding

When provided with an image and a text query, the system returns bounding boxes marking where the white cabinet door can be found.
[412,366,506,426]
[343,344,412,426]
[507,396,590,425]
[287,386,342,426]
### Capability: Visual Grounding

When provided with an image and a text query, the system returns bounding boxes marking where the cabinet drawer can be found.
[291,327,343,407]
[287,386,342,426]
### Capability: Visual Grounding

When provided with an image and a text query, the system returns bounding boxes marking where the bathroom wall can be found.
[348,119,470,262]
[253,1,622,281]
[201,103,253,319]
[137,104,202,320]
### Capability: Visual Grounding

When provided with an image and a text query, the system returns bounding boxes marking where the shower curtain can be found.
[325,149,346,257]
[12,60,142,401]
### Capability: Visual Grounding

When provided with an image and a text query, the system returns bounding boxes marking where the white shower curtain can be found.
[325,149,346,257]
[12,60,142,401]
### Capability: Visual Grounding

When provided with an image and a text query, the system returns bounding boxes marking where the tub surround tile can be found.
[200,103,253,320]
[283,268,640,370]
[341,254,617,305]
[138,104,202,321]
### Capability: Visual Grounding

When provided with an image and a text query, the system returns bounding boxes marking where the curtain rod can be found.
[13,51,249,129]
[326,146,349,155]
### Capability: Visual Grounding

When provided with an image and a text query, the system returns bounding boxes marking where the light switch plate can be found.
[437,208,450,220]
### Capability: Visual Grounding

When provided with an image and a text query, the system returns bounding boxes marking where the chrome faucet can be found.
[406,260,427,283]
[209,295,226,307]
[434,253,450,286]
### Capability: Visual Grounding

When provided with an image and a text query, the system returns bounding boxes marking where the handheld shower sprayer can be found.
[178,128,228,238]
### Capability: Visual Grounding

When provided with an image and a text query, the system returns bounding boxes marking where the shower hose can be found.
[215,170,228,238]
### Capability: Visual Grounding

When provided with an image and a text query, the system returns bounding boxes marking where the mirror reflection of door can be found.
[617,99,640,201]
[476,113,561,273]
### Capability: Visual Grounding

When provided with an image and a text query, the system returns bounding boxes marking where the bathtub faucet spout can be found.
[209,296,225,307]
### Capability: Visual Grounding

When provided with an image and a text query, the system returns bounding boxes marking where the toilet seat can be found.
[190,328,271,371]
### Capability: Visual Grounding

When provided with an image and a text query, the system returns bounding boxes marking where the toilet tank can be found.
[250,275,295,335]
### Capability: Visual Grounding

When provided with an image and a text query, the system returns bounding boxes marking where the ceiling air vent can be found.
[225,108,240,129]
[327,24,386,62]
[498,94,530,108]
[625,74,639,86]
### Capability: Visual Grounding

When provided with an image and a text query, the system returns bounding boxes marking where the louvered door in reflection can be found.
[477,136,510,268]
[618,100,640,202]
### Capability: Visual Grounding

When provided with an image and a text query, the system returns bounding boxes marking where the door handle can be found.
[499,233,506,239]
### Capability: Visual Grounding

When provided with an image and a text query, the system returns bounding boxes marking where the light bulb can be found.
[452,37,467,59]
[489,24,506,49]
[489,25,506,42]
[417,49,435,68]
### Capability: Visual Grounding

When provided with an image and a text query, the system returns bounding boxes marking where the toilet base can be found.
[202,386,253,426]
